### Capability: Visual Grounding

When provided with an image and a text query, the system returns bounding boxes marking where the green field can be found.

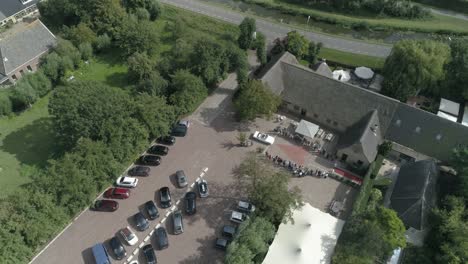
[319,47,385,70]
[247,0,468,35]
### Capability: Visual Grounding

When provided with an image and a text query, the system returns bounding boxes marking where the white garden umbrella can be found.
[355,66,374,80]
[332,70,350,82]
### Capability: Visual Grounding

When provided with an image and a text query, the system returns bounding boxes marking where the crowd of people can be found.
[265,151,329,178]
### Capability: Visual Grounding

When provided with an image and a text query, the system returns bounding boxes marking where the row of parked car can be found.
[215,201,256,250]
[91,121,191,264]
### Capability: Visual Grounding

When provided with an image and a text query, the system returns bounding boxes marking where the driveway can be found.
[160,0,392,57]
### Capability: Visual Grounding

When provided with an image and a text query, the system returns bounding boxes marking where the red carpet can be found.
[276,143,308,165]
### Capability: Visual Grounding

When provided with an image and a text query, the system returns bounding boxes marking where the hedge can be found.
[351,154,384,214]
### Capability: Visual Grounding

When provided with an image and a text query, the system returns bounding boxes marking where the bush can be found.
[10,81,38,110]
[94,34,111,52]
[21,71,53,97]
[78,43,93,61]
[0,91,13,116]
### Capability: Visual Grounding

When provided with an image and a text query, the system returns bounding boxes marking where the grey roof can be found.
[0,0,39,21]
[390,160,438,230]
[386,104,468,161]
[337,110,382,163]
[258,51,468,162]
[0,19,55,75]
[311,61,332,78]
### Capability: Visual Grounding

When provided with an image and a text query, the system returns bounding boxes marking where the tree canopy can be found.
[444,39,468,100]
[286,31,309,59]
[234,80,281,121]
[169,70,208,115]
[238,17,256,50]
[382,40,450,101]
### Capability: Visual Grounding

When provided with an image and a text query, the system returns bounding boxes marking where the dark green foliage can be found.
[123,0,161,20]
[255,32,267,65]
[238,17,256,50]
[0,91,13,116]
[285,31,309,59]
[190,39,230,86]
[134,7,150,20]
[226,45,249,87]
[378,141,393,157]
[78,43,93,61]
[10,81,38,110]
[382,40,450,101]
[444,39,468,100]
[308,41,323,65]
[90,0,128,38]
[169,70,208,115]
[136,71,168,96]
[115,18,159,56]
[55,39,82,68]
[147,0,162,20]
[133,93,176,139]
[94,34,111,52]
[127,52,156,81]
[41,52,62,82]
[234,80,281,121]
[451,146,468,203]
[63,23,97,47]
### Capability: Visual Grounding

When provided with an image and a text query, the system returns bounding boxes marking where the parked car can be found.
[237,201,256,214]
[109,236,126,260]
[197,179,209,198]
[147,145,169,156]
[176,170,188,188]
[134,212,149,231]
[172,210,184,235]
[103,187,130,199]
[230,211,248,224]
[252,131,275,145]
[138,155,161,166]
[93,200,119,212]
[156,227,169,249]
[159,187,172,208]
[115,176,138,188]
[222,225,237,239]
[142,244,157,264]
[157,135,176,145]
[129,261,139,264]
[128,166,150,177]
[145,200,159,220]
[92,243,111,264]
[185,192,197,215]
[171,121,189,137]
[215,238,229,251]
[119,226,138,246]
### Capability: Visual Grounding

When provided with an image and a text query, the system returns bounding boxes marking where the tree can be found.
[225,242,255,264]
[308,41,323,65]
[147,0,162,20]
[10,81,38,110]
[55,39,81,68]
[255,32,267,65]
[133,93,175,139]
[37,0,81,29]
[78,43,93,61]
[134,7,150,20]
[444,39,468,100]
[64,23,97,47]
[136,71,168,96]
[382,40,450,101]
[234,80,281,121]
[116,18,159,56]
[21,71,52,97]
[169,70,208,115]
[127,52,156,81]
[238,17,256,50]
[226,45,249,87]
[41,52,62,82]
[0,92,12,116]
[451,146,468,203]
[94,33,111,52]
[190,39,229,86]
[90,0,128,38]
[378,141,393,157]
[285,31,309,59]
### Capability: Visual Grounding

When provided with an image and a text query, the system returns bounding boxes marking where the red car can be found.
[104,187,130,199]
[93,200,119,212]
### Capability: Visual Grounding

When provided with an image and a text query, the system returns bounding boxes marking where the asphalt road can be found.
[161,0,392,57]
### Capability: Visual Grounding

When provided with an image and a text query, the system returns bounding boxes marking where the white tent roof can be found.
[439,98,460,116]
[437,111,458,122]
[462,106,468,127]
[332,70,350,82]
[262,203,345,264]
[354,66,374,79]
[295,120,319,139]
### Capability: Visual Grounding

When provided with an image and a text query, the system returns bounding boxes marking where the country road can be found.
[161,0,392,57]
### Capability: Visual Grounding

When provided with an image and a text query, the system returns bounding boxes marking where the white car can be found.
[230,211,248,224]
[252,131,275,145]
[115,176,138,188]
[119,226,139,246]
[237,201,255,214]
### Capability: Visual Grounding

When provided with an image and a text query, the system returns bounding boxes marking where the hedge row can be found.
[351,154,384,214]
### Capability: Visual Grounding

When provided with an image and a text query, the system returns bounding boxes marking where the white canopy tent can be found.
[355,66,374,80]
[439,98,460,116]
[295,120,319,139]
[263,203,345,264]
[332,70,350,82]
[437,111,458,122]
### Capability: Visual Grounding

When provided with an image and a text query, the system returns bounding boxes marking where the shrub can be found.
[0,91,13,116]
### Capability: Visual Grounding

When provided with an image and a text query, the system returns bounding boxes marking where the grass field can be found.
[319,47,385,70]
[247,0,468,35]
[415,0,468,16]
[0,95,54,197]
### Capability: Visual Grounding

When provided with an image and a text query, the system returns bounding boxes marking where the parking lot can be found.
[31,74,357,264]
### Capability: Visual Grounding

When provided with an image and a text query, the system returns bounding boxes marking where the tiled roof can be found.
[0,0,39,21]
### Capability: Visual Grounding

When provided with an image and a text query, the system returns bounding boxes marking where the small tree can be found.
[285,31,309,59]
[94,34,111,52]
[255,32,267,65]
[308,41,323,65]
[238,17,256,50]
[234,80,281,121]
[0,92,12,116]
[237,132,247,146]
[78,43,93,61]
[378,141,393,157]
[127,52,155,81]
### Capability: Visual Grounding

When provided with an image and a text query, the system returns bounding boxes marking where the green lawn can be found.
[248,0,468,35]
[0,94,56,197]
[319,47,385,70]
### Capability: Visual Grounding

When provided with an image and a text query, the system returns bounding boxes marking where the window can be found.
[12,74,17,80]
[27,65,33,72]
[19,70,24,76]
[301,109,307,116]
[415,126,421,133]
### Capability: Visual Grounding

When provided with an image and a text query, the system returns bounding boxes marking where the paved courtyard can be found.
[31,73,357,264]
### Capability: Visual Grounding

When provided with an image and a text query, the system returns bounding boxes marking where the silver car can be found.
[176,170,188,188]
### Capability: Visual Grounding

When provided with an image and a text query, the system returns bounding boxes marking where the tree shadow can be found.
[105,72,129,88]
[1,117,61,168]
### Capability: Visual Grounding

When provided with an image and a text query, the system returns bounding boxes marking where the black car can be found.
[222,225,237,239]
[134,212,149,231]
[145,200,159,220]
[138,155,161,166]
[128,166,151,177]
[109,236,126,260]
[142,244,157,264]
[185,192,196,215]
[148,145,169,156]
[156,227,169,249]
[215,238,229,251]
[159,187,172,208]
[93,200,119,212]
[157,136,176,145]
[171,124,187,137]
